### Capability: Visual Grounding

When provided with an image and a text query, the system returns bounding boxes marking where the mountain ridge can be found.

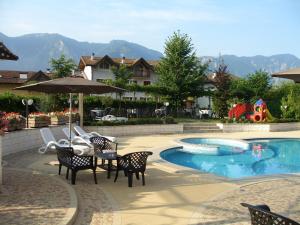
[1,32,300,77]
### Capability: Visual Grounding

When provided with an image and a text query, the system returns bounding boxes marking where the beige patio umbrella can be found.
[14,73,125,142]
[272,68,300,83]
[0,42,18,60]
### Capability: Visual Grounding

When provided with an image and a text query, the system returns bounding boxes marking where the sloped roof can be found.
[79,55,158,70]
[0,42,18,60]
[0,70,51,84]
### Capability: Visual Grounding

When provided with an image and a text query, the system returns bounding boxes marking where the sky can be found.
[0,0,299,57]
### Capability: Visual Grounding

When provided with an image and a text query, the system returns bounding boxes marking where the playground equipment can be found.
[228,99,274,122]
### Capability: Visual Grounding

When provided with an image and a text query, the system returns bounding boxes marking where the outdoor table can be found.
[94,150,119,179]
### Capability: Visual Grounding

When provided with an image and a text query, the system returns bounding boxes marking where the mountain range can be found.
[1,32,300,77]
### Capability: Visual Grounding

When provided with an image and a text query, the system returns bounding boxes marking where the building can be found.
[79,54,159,101]
[0,70,51,95]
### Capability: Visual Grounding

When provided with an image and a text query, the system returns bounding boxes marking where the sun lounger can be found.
[62,127,93,147]
[38,128,92,155]
[74,125,117,143]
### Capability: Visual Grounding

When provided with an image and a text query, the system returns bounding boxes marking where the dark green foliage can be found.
[213,63,232,118]
[156,31,207,110]
[50,54,77,78]
[111,64,133,88]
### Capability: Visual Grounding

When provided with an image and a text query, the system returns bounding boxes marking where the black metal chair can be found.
[90,136,118,179]
[114,151,153,187]
[56,146,97,185]
[241,203,300,225]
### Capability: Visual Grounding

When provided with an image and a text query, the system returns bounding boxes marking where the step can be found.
[184,129,223,133]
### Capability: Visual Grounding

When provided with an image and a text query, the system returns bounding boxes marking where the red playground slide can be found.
[228,103,252,120]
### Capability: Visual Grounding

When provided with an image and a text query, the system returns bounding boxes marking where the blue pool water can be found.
[160,138,300,179]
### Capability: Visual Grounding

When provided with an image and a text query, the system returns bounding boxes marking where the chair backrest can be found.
[120,151,153,171]
[241,203,300,225]
[74,126,87,136]
[90,136,113,152]
[40,128,56,144]
[56,146,74,165]
[62,127,76,140]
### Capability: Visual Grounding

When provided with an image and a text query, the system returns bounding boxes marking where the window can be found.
[19,73,28,79]
[99,62,110,69]
[144,81,151,86]
[128,79,137,84]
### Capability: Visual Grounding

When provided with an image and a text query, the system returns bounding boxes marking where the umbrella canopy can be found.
[272,68,300,83]
[14,75,125,93]
[0,42,19,60]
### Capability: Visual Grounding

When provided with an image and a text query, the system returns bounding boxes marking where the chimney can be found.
[46,68,51,73]
[121,56,125,64]
[91,53,95,60]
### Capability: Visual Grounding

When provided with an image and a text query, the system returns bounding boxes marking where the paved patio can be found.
[1,131,300,224]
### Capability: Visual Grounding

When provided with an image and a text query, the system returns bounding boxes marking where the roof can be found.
[0,42,18,60]
[0,70,51,84]
[272,67,300,83]
[79,55,159,70]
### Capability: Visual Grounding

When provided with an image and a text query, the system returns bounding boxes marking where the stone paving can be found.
[2,132,300,224]
[0,168,77,225]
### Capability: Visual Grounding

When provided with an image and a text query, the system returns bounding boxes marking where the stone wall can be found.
[86,124,183,137]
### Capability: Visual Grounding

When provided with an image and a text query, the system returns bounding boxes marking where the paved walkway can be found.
[1,131,300,224]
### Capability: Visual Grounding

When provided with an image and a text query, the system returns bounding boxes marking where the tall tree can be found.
[111,64,133,88]
[156,31,207,112]
[213,63,232,118]
[50,54,77,78]
[247,70,272,100]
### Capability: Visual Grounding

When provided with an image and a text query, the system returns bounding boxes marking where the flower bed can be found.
[49,112,67,125]
[0,112,26,132]
[28,112,50,128]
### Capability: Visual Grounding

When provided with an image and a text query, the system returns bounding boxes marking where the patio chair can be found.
[90,136,118,178]
[241,203,300,225]
[56,146,97,185]
[38,128,91,155]
[62,127,93,147]
[114,151,153,187]
[74,125,117,143]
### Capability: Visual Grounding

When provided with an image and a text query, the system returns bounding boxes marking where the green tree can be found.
[156,31,207,113]
[111,64,134,88]
[50,54,77,78]
[247,70,272,100]
[213,63,232,118]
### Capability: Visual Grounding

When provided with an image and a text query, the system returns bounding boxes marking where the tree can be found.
[111,64,133,88]
[247,70,272,100]
[213,63,232,118]
[50,54,77,78]
[156,31,207,113]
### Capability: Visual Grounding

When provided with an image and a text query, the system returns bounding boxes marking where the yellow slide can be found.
[266,109,274,121]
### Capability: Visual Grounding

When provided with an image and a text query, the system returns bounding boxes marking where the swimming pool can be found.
[160,138,300,179]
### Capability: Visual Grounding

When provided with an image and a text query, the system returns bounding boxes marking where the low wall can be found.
[86,124,183,136]
[218,122,300,132]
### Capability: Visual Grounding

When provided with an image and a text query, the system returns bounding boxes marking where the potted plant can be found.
[28,112,50,128]
[1,112,26,132]
[49,111,67,125]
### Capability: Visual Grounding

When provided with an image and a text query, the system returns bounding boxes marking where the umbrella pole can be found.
[69,93,72,146]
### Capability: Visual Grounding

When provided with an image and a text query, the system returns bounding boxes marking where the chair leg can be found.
[142,172,145,186]
[93,169,98,184]
[71,170,77,185]
[66,168,69,179]
[114,169,119,182]
[128,172,133,187]
[107,160,112,179]
[135,172,140,180]
[58,164,62,175]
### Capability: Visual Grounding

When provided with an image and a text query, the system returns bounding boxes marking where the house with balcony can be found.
[78,54,159,101]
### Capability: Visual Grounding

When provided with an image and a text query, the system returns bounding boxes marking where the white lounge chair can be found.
[62,127,93,147]
[74,125,117,143]
[38,128,92,155]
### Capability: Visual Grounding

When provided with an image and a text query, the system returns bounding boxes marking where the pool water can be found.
[160,139,300,179]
